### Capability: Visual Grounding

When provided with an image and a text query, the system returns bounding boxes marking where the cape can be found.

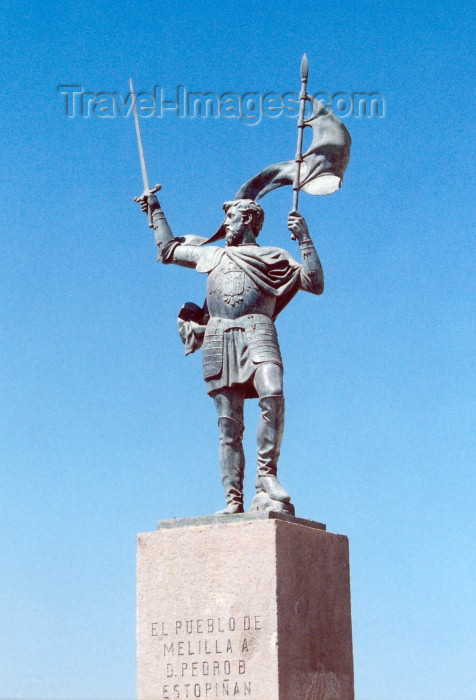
[163,240,305,355]
[195,244,303,320]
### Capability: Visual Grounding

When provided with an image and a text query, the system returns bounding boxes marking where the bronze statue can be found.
[136,194,323,515]
[129,57,350,516]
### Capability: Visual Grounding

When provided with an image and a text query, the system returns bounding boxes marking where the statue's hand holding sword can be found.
[130,78,174,253]
[134,185,161,226]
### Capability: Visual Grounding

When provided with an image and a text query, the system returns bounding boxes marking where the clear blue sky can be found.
[1,0,475,698]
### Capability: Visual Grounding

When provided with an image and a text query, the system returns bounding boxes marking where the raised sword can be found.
[130,78,160,228]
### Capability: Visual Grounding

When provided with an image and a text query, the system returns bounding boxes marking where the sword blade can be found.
[129,78,150,191]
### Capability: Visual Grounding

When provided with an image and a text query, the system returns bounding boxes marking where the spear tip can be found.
[300,54,309,80]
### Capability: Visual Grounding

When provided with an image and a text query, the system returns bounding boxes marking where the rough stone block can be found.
[137,513,353,700]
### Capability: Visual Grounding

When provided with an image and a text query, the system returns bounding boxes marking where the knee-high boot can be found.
[255,395,290,503]
[215,416,245,515]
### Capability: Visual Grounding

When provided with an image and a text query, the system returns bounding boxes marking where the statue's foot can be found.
[249,491,295,516]
[256,475,290,503]
[215,503,244,516]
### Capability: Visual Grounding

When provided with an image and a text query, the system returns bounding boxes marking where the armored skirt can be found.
[202,314,283,399]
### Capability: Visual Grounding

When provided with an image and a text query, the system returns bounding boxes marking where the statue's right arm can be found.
[161,238,203,268]
[138,192,205,269]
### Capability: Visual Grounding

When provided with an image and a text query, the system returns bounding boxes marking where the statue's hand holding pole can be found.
[288,210,310,243]
[288,210,324,295]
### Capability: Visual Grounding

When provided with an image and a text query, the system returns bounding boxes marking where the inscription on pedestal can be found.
[147,614,262,698]
[137,519,353,700]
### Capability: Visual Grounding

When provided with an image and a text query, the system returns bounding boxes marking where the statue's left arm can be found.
[288,211,324,295]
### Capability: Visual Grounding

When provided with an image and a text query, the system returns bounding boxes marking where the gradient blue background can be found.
[1,0,475,698]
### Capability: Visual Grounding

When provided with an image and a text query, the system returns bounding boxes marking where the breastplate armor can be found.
[206,257,275,319]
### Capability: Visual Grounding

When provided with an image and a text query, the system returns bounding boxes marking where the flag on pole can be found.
[235,96,351,201]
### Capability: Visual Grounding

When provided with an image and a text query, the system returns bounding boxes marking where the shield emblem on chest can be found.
[222,270,245,297]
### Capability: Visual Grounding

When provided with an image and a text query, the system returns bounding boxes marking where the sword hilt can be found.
[134,184,162,228]
[133,183,161,203]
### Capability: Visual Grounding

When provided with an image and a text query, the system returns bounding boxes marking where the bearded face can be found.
[224,207,248,246]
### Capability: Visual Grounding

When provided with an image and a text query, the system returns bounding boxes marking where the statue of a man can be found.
[138,194,324,515]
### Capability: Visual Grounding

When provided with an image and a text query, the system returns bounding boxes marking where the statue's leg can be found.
[213,388,245,515]
[253,363,290,503]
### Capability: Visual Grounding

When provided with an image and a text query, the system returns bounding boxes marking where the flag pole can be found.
[292,54,309,213]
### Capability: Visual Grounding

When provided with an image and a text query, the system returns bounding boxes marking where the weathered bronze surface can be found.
[130,57,350,516]
[136,195,323,515]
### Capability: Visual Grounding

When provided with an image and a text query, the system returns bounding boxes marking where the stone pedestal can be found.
[137,512,354,700]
